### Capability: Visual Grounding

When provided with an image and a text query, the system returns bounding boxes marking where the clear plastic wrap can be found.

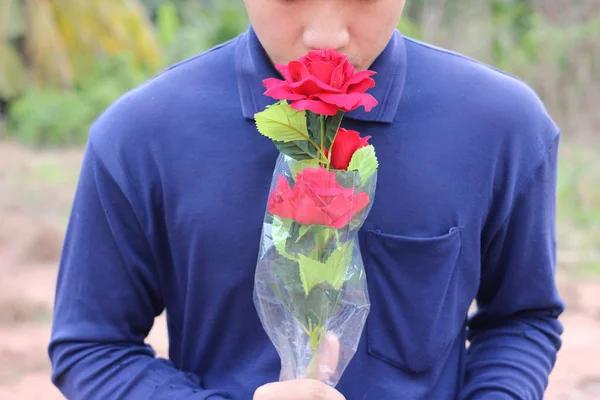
[253,153,377,387]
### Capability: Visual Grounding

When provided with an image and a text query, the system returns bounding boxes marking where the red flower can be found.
[262,49,378,116]
[268,167,370,229]
[327,128,371,170]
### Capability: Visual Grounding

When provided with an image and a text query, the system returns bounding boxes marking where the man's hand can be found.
[253,379,345,400]
[253,332,345,400]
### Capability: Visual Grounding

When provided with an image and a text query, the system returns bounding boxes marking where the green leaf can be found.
[296,225,310,243]
[323,241,354,290]
[347,145,379,183]
[272,139,319,161]
[270,257,311,327]
[305,111,323,148]
[304,287,329,328]
[324,111,344,151]
[298,255,325,296]
[255,102,321,161]
[272,216,296,261]
[303,285,344,338]
[255,102,308,141]
[306,110,344,157]
[297,241,353,295]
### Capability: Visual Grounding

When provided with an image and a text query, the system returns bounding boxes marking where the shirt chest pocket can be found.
[363,226,467,374]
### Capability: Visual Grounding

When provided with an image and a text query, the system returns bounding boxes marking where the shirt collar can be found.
[236,25,407,124]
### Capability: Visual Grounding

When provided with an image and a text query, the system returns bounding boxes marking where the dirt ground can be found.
[0,140,599,399]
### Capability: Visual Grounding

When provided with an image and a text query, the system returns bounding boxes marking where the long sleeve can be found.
[48,141,231,400]
[460,133,565,399]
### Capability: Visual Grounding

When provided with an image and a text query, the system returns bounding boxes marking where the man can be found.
[48,0,565,399]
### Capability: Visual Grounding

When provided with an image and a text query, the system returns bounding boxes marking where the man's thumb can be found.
[311,331,340,382]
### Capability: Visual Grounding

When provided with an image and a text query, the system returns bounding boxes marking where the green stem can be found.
[309,227,336,261]
[320,115,327,168]
[327,112,344,168]
[308,322,324,379]
[308,138,329,165]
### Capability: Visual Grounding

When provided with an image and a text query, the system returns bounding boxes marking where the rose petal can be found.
[268,176,297,220]
[305,49,332,63]
[316,93,378,112]
[274,64,288,76]
[292,193,332,226]
[271,166,370,229]
[297,178,327,208]
[263,77,285,89]
[290,99,339,116]
[360,136,371,147]
[324,194,354,228]
[264,82,307,101]
[329,63,346,89]
[276,174,293,192]
[343,61,355,81]
[299,171,341,206]
[312,93,360,111]
[289,75,341,94]
[329,128,366,170]
[286,61,311,82]
[308,62,335,85]
[327,191,370,228]
[326,50,348,62]
[352,93,378,112]
[343,70,376,88]
[345,78,376,95]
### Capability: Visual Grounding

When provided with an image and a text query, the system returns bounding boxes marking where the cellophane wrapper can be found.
[253,153,377,387]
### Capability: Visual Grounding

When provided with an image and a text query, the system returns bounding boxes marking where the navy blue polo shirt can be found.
[49,26,564,399]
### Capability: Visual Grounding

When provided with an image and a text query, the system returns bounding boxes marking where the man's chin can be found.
[351,63,368,72]
[346,57,367,71]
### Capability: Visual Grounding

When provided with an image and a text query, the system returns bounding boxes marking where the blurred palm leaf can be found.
[53,0,163,80]
[0,0,162,99]
[0,43,28,100]
[24,0,73,88]
[0,0,28,99]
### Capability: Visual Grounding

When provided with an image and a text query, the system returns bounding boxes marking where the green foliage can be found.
[0,0,27,100]
[6,53,150,146]
[255,102,310,143]
[153,0,248,66]
[155,2,179,46]
[3,0,600,157]
[489,0,538,69]
[347,145,378,183]
[0,0,597,276]
[298,240,352,295]
[556,145,600,242]
[310,111,344,155]
[3,0,249,147]
[255,102,326,163]
[397,16,423,40]
[556,144,600,276]
[0,43,27,100]
[6,87,93,146]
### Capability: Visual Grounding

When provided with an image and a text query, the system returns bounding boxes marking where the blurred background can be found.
[0,0,598,398]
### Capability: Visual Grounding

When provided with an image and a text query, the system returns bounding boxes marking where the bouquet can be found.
[252,49,379,387]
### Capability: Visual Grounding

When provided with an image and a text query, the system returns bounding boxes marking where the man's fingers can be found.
[315,331,340,382]
[253,379,346,400]
[253,333,344,399]
[304,331,340,382]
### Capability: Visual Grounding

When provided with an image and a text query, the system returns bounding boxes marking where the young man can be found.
[48,0,565,399]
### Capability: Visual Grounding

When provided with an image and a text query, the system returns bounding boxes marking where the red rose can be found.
[268,167,370,229]
[262,49,378,116]
[327,128,371,170]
